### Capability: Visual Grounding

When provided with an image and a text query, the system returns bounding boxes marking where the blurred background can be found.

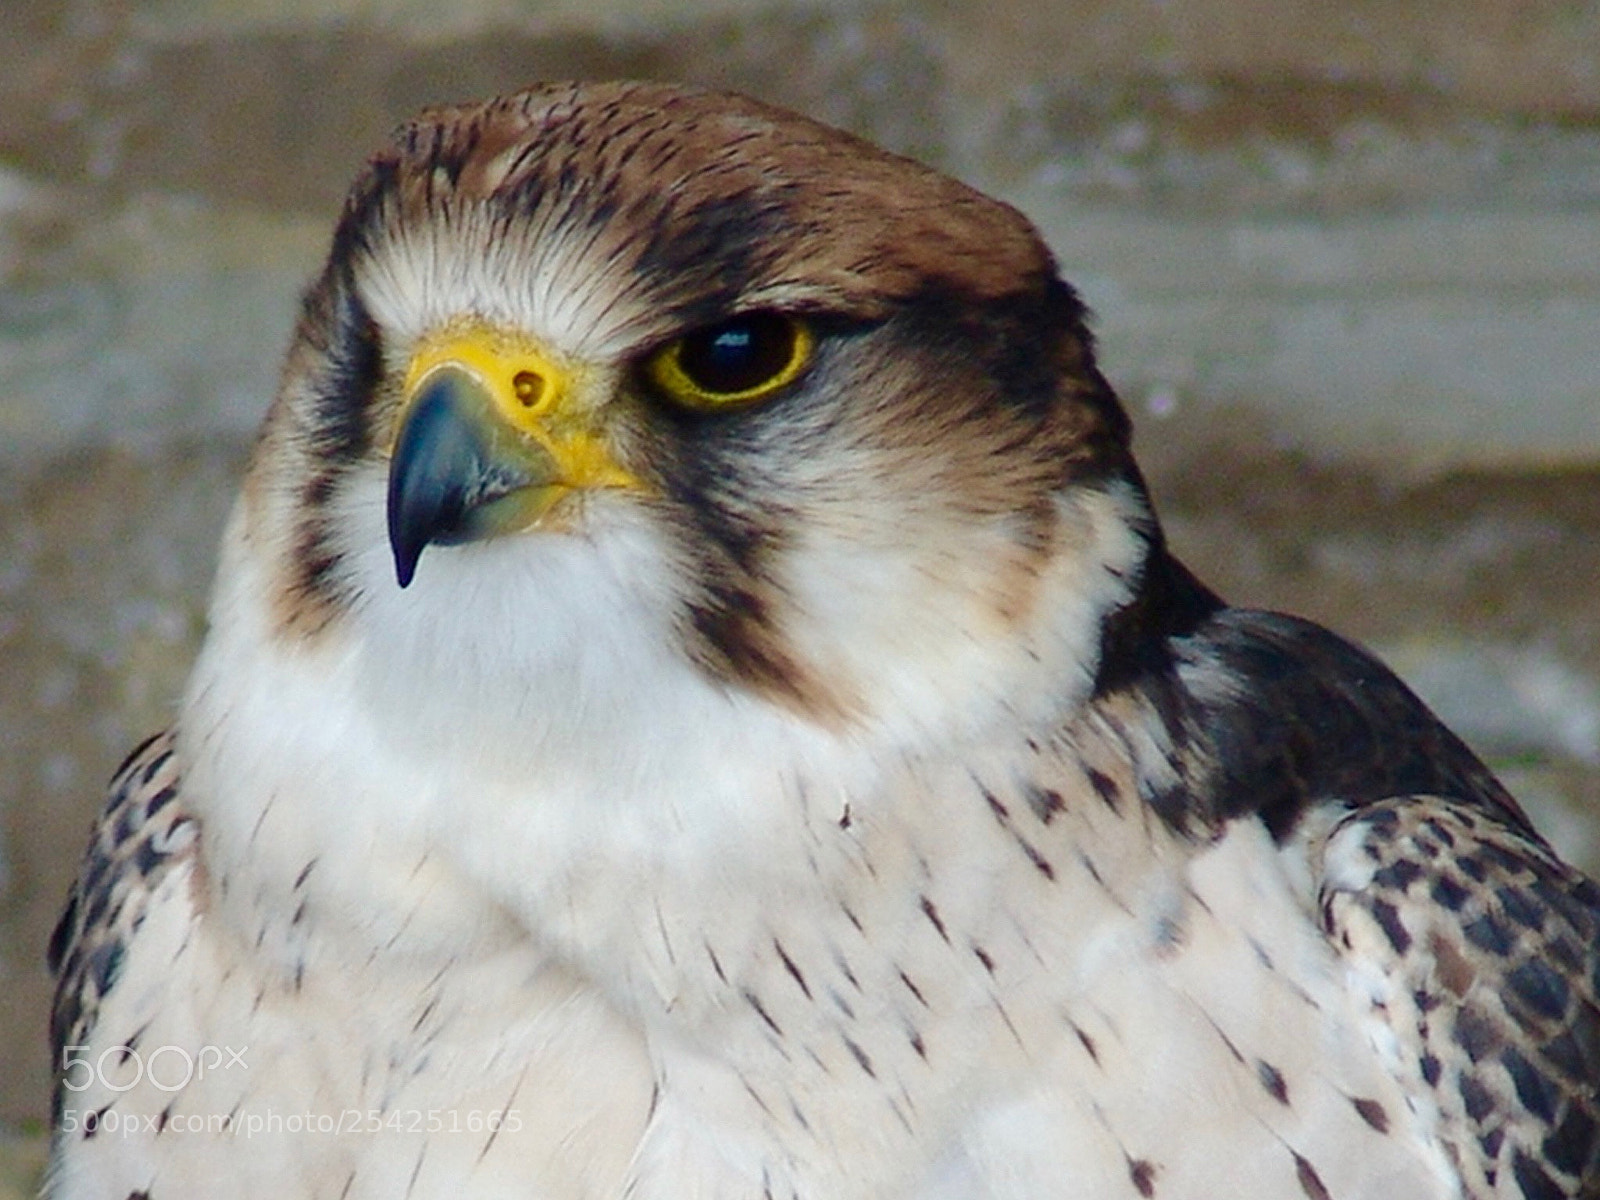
[1,0,1597,1186]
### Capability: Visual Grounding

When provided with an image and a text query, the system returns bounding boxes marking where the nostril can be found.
[513,370,546,408]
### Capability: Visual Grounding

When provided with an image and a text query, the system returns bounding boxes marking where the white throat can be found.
[179,470,1148,1020]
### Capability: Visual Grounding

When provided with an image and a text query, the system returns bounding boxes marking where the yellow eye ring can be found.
[645,313,814,410]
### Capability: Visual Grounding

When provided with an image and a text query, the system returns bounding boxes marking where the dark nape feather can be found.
[1102,592,1527,843]
[1092,543,1224,699]
[1185,610,1525,841]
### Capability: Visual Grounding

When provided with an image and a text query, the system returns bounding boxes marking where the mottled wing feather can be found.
[47,730,200,1116]
[1323,796,1600,1199]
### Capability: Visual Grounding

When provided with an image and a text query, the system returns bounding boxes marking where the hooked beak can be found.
[385,328,643,587]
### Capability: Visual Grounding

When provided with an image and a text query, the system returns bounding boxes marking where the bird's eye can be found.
[645,313,814,409]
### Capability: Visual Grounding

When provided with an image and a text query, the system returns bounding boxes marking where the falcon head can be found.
[232,81,1178,759]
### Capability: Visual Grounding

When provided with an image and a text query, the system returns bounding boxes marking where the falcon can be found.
[46,80,1600,1199]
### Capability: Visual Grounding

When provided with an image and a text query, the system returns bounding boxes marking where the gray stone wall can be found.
[1,0,1597,1178]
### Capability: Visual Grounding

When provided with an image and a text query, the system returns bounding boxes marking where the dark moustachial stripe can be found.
[287,280,385,615]
[306,284,381,469]
[685,582,816,711]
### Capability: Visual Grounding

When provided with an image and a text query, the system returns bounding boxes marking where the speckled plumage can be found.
[49,731,196,1082]
[46,81,1599,1199]
[1323,797,1600,1197]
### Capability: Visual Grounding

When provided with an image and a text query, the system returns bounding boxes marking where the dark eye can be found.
[645,313,814,409]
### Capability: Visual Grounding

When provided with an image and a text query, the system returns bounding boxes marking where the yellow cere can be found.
[402,324,573,427]
[399,323,645,494]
